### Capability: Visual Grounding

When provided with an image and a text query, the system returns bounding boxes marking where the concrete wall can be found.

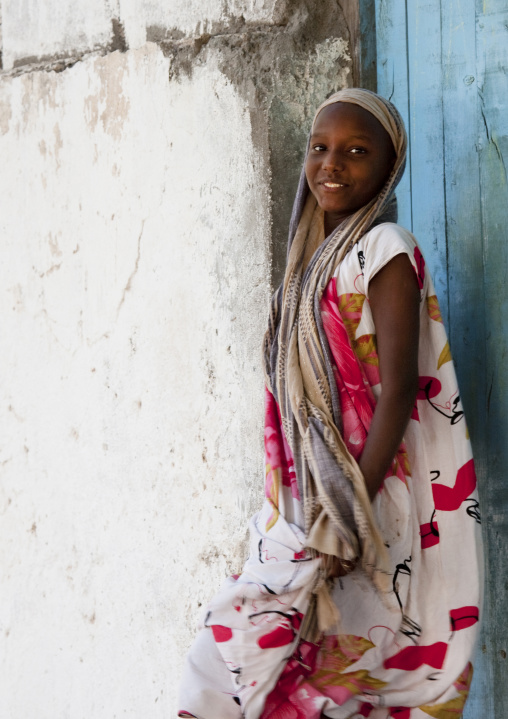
[0,2,352,716]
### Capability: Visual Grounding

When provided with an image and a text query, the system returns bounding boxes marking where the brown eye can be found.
[349,147,367,154]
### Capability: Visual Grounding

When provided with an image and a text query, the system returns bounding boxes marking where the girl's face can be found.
[305,102,396,233]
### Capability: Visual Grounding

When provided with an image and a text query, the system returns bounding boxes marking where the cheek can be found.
[304,159,314,187]
[304,161,320,199]
[362,162,393,198]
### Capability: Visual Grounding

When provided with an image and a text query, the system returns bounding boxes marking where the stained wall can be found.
[0,2,352,716]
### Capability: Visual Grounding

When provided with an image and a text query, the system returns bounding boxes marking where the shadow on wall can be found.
[163,0,357,290]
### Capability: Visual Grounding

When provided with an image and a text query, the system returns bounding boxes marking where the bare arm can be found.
[358,253,421,501]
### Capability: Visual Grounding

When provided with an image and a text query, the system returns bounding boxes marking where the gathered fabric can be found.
[262,89,407,636]
[178,90,482,719]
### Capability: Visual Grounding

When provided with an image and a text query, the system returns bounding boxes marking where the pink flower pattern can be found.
[182,230,480,719]
[265,387,300,501]
[258,272,417,718]
[256,235,475,717]
[321,278,410,486]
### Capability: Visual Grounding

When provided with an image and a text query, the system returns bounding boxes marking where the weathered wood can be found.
[359,0,378,91]
[340,0,361,86]
[472,3,508,716]
[342,0,377,90]
[369,0,508,714]
[375,0,412,230]
[407,0,449,324]
[341,0,375,91]
[439,2,491,712]
[440,4,485,434]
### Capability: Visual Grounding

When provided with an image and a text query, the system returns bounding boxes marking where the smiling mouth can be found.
[322,181,346,188]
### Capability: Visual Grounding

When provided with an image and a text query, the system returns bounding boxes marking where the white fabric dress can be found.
[179,223,483,719]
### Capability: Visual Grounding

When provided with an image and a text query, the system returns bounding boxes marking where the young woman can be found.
[179,89,483,719]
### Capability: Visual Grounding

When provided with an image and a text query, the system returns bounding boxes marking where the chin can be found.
[320,201,349,215]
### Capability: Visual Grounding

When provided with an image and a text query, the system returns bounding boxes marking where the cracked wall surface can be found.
[0,1,352,716]
[1,0,292,71]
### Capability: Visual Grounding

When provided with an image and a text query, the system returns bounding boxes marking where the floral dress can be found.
[179,223,482,719]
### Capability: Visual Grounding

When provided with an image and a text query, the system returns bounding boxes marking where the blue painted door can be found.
[374,1,508,715]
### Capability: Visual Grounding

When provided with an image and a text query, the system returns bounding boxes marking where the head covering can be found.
[263,88,408,639]
[312,88,406,154]
[288,88,407,259]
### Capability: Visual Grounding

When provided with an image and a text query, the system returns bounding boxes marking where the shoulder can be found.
[358,223,425,298]
[362,222,418,255]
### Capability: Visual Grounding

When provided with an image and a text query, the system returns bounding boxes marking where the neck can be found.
[324,211,351,237]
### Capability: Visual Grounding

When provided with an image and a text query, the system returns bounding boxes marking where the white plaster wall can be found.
[119,0,290,44]
[1,0,290,70]
[1,0,114,69]
[0,43,271,717]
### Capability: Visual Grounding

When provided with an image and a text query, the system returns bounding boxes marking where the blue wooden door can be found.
[373,1,508,715]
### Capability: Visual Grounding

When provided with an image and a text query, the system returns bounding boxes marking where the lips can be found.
[320,179,348,191]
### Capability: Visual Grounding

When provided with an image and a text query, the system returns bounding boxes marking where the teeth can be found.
[324,182,344,188]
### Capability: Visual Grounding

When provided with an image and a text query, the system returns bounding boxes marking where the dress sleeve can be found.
[361,222,426,300]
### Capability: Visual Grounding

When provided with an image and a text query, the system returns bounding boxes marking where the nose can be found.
[322,150,345,173]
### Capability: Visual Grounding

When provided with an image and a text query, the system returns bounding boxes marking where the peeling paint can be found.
[0,0,292,75]
[53,122,63,167]
[0,80,12,133]
[96,52,130,139]
[84,92,99,132]
[0,7,353,717]
[110,18,128,54]
[1,0,118,72]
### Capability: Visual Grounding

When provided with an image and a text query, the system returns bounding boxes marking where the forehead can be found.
[312,102,392,146]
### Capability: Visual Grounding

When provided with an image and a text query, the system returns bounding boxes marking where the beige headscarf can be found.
[264,88,407,639]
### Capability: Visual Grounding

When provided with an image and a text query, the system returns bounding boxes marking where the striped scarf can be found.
[263,88,408,638]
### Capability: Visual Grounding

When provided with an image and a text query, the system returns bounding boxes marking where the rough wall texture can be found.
[0,2,352,716]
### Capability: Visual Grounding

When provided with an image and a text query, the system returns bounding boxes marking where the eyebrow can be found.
[310,133,373,142]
